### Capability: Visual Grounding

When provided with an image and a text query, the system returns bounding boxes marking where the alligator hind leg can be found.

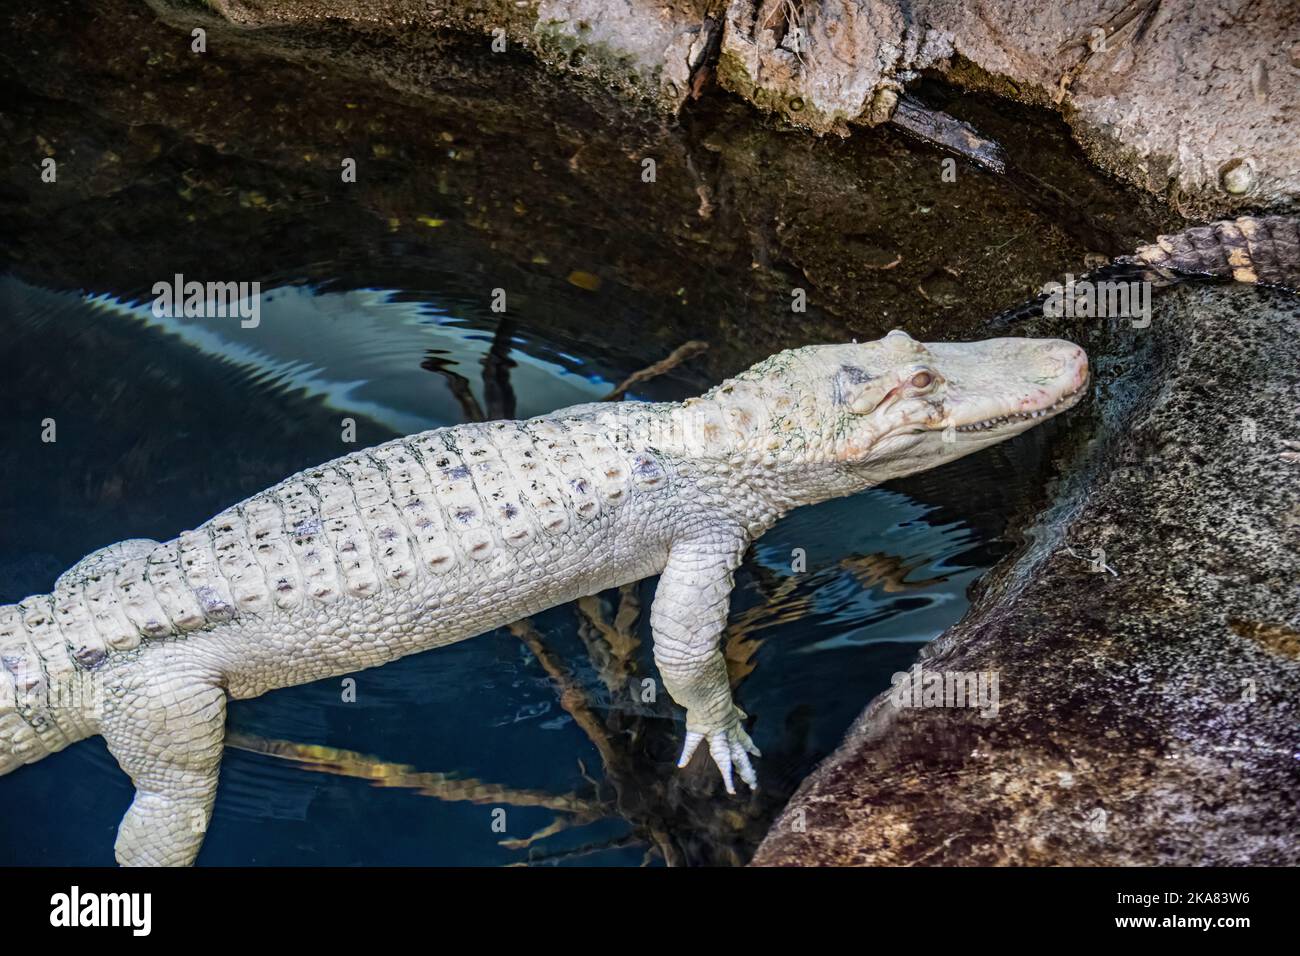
[99,676,227,866]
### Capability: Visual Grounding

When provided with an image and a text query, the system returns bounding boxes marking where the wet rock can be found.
[146,0,1299,215]
[753,283,1300,865]
[717,1,1299,217]
[147,0,720,112]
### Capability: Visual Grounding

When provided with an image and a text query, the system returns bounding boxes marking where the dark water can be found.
[0,272,1023,866]
[0,0,1160,866]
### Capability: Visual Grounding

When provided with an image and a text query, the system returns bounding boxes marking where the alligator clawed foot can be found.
[677,709,761,795]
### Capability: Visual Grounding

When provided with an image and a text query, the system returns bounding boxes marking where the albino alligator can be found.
[0,327,1086,865]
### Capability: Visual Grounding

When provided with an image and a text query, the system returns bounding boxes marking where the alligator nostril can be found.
[1046,341,1088,387]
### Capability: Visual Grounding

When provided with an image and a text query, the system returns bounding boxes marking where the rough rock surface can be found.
[715,0,1300,217]
[151,0,1300,217]
[753,282,1300,865]
[919,0,1300,219]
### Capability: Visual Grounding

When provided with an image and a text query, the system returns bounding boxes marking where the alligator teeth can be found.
[953,384,1085,433]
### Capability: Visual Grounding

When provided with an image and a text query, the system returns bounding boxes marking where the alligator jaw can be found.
[953,378,1089,434]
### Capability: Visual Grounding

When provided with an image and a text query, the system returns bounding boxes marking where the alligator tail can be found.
[1118,215,1300,290]
[0,597,98,776]
[991,215,1300,328]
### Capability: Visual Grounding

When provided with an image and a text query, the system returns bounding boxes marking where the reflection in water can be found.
[0,0,1157,863]
[0,274,1010,866]
[79,283,618,435]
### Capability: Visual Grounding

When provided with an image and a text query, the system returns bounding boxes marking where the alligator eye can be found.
[910,371,934,389]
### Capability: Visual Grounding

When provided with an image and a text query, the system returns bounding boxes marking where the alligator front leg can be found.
[651,533,760,793]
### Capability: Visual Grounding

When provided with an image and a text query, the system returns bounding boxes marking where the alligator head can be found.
[831,328,1088,472]
[701,329,1089,503]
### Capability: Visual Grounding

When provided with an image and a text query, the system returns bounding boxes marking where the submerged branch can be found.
[602,340,709,401]
[226,731,600,816]
[889,94,1007,174]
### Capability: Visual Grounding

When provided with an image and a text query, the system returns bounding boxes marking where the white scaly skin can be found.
[0,330,1087,865]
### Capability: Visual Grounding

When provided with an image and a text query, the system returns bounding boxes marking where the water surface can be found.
[0,2,1161,864]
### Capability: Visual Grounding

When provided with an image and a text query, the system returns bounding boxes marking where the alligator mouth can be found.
[952,378,1088,433]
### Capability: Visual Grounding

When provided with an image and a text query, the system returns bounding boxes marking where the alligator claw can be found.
[678,730,705,768]
[677,711,761,794]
